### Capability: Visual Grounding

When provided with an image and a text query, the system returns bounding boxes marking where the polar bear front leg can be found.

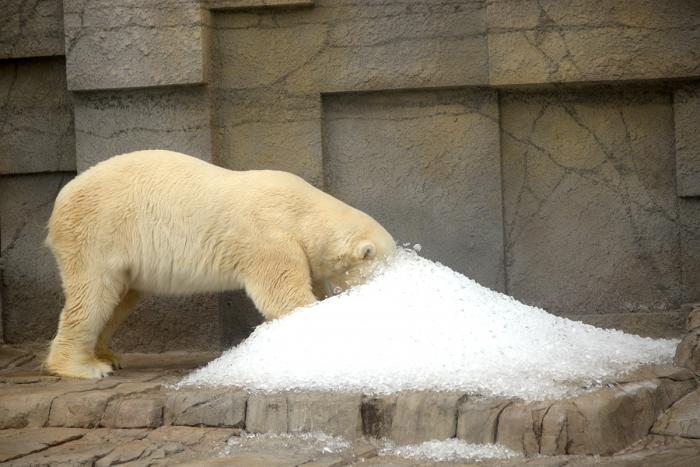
[243,246,317,320]
[45,274,125,379]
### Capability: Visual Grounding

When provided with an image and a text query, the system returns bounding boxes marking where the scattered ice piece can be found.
[412,243,422,252]
[222,432,351,457]
[180,248,677,400]
[402,242,411,247]
[380,439,519,462]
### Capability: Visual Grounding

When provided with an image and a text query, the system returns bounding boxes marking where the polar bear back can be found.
[46,150,364,296]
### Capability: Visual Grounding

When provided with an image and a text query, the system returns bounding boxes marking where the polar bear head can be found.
[307,206,396,299]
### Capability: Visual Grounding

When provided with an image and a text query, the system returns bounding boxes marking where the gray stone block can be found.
[389,392,463,444]
[0,58,75,175]
[0,173,74,343]
[495,400,551,455]
[501,87,680,315]
[213,0,488,93]
[652,389,700,438]
[0,392,55,429]
[112,293,222,353]
[208,0,314,10]
[165,389,247,427]
[681,199,700,304]
[495,378,697,456]
[674,329,700,373]
[361,395,396,439]
[324,89,504,290]
[101,397,165,428]
[64,0,209,90]
[47,391,112,428]
[675,84,700,197]
[246,393,288,433]
[73,86,214,172]
[0,428,84,464]
[487,0,700,85]
[457,398,511,444]
[287,392,363,439]
[688,308,700,331]
[213,89,323,186]
[0,0,64,59]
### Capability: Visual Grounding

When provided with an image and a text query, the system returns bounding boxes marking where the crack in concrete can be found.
[1,431,85,463]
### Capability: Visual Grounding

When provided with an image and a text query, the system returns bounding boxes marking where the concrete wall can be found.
[1,1,699,350]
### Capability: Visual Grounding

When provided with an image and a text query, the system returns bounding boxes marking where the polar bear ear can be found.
[356,241,376,261]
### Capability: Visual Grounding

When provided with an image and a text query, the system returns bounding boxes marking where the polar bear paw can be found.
[96,347,122,370]
[45,353,114,379]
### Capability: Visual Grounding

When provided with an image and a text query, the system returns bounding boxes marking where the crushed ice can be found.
[181,248,677,400]
[222,432,351,457]
[380,439,519,462]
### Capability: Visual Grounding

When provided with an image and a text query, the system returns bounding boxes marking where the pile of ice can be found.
[181,248,677,400]
[380,439,519,462]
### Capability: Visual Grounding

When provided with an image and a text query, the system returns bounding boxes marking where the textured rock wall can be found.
[1,0,700,349]
[323,89,505,290]
[500,87,680,315]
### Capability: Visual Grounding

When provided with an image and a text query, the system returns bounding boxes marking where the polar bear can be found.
[44,150,395,379]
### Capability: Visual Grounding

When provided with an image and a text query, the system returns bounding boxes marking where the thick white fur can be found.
[44,150,395,379]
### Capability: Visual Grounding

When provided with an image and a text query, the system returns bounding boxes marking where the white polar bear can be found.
[44,150,395,379]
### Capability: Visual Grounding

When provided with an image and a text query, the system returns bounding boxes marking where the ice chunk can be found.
[180,248,677,400]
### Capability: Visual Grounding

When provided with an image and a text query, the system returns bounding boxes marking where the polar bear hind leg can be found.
[45,271,127,379]
[95,290,141,369]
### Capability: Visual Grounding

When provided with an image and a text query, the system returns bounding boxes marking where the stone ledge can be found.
[2,348,697,457]
[207,0,314,11]
[0,365,695,456]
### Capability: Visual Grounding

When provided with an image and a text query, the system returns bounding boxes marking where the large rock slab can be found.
[0,58,75,175]
[652,389,700,439]
[0,391,57,429]
[213,0,489,93]
[675,329,700,373]
[674,83,700,197]
[0,173,74,344]
[501,87,680,315]
[47,381,162,428]
[457,398,512,444]
[165,389,247,427]
[388,392,464,444]
[494,376,697,456]
[208,0,314,10]
[72,86,214,171]
[0,0,64,59]
[324,89,505,290]
[487,0,700,85]
[287,392,363,440]
[680,199,700,306]
[47,391,113,428]
[63,0,209,90]
[212,89,323,186]
[246,393,288,433]
[101,396,165,428]
[675,307,700,372]
[361,395,397,439]
[0,428,84,463]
